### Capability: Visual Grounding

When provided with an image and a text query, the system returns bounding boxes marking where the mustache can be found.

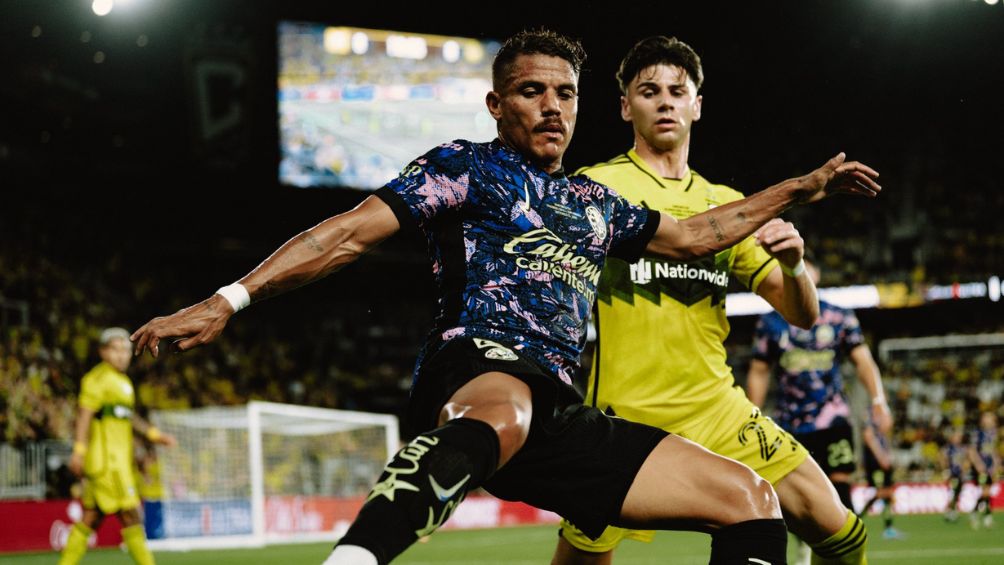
[533,119,565,133]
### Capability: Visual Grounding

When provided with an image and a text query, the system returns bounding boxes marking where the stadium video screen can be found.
[278,22,500,190]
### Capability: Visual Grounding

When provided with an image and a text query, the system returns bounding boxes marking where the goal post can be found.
[148,401,398,550]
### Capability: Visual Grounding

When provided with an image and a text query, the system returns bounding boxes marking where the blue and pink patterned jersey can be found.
[752,300,865,434]
[974,427,999,473]
[376,139,658,387]
[944,441,967,478]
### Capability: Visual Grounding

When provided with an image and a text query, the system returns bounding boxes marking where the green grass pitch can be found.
[7,514,1004,564]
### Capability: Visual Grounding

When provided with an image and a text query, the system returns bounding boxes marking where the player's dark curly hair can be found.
[616,36,703,95]
[492,29,586,90]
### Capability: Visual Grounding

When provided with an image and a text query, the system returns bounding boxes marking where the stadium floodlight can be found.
[985,0,999,5]
[148,401,398,550]
[92,0,113,16]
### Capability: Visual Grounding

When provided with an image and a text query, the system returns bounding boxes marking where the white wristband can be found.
[872,395,887,406]
[780,259,806,278]
[216,283,250,313]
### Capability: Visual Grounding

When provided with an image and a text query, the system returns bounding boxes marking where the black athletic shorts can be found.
[795,423,856,476]
[406,336,668,539]
[864,462,892,488]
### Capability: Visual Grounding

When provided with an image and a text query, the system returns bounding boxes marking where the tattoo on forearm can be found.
[737,211,747,223]
[258,281,279,300]
[300,233,324,253]
[708,216,725,242]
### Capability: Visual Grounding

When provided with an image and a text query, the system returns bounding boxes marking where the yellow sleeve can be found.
[733,235,778,293]
[78,370,103,411]
[716,184,777,292]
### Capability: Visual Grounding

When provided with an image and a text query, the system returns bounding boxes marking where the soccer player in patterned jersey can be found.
[132,30,880,565]
[748,259,891,563]
[553,36,878,565]
[969,411,1000,529]
[859,415,900,539]
[941,428,968,522]
[59,328,176,565]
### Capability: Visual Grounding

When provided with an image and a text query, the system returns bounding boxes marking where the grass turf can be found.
[7,513,1003,564]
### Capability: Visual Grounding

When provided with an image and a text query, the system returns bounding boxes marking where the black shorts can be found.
[406,336,668,539]
[864,463,892,488]
[795,423,856,476]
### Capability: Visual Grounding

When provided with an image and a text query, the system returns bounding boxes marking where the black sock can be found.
[980,496,991,516]
[833,481,853,510]
[710,519,787,565]
[859,495,878,517]
[336,418,500,565]
[882,499,893,529]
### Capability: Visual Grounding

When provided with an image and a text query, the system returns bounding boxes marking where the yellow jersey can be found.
[78,361,137,479]
[581,150,777,427]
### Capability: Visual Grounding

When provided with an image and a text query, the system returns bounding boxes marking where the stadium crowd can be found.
[4,233,1002,495]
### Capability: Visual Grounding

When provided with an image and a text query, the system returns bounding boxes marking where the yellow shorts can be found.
[561,385,808,552]
[82,467,140,515]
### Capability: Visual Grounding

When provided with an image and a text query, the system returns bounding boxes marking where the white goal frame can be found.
[148,401,398,550]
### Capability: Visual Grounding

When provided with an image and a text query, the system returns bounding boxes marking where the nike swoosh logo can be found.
[429,473,471,502]
[748,559,772,565]
[520,180,531,212]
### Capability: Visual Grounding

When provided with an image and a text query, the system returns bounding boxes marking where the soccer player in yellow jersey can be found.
[553,37,869,565]
[59,328,176,565]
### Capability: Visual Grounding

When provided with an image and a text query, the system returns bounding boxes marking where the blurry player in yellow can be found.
[553,36,870,565]
[59,328,176,565]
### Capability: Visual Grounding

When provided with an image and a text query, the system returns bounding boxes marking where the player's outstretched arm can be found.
[645,153,880,260]
[131,196,400,357]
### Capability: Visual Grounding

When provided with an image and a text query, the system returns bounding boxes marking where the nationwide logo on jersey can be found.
[598,250,732,307]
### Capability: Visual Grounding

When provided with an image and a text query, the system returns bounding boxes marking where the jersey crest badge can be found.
[585,206,607,240]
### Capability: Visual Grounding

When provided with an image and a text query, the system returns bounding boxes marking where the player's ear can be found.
[620,95,631,122]
[486,91,503,120]
[693,94,703,123]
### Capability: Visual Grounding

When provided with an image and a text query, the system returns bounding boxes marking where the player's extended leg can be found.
[774,457,867,565]
[119,507,156,565]
[58,508,104,565]
[944,477,961,521]
[327,372,531,565]
[616,435,787,565]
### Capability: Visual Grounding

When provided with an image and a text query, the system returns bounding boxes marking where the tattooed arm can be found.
[132,196,400,356]
[645,153,880,261]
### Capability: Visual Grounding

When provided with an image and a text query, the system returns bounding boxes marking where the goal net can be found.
[148,401,398,549]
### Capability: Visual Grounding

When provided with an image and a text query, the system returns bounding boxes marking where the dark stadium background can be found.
[2,0,1003,420]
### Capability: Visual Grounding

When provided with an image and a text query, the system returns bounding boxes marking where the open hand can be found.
[131,294,233,357]
[800,153,881,203]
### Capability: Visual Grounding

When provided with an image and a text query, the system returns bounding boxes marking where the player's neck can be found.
[633,136,690,180]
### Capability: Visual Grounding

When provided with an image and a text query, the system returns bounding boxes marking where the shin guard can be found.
[335,418,500,564]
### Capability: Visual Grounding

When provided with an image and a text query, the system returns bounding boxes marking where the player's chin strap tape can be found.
[336,418,500,565]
